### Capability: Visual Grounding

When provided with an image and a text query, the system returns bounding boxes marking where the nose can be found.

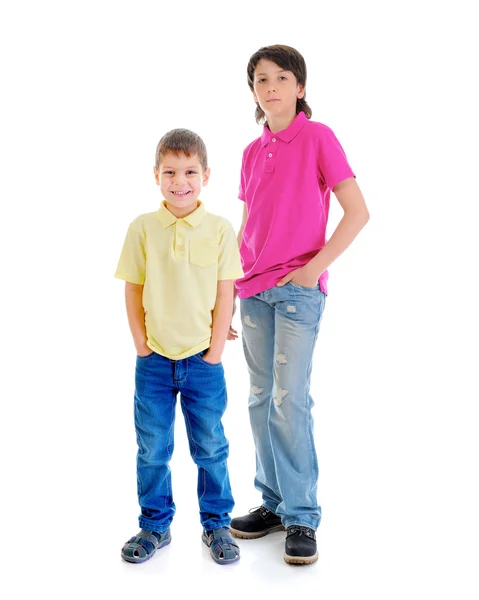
[268,83,277,93]
[173,172,186,185]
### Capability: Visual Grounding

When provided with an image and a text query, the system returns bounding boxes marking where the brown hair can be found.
[155,129,208,171]
[246,44,312,124]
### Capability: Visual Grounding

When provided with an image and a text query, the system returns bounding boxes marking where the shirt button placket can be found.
[264,138,277,173]
[176,225,184,256]
[268,137,277,158]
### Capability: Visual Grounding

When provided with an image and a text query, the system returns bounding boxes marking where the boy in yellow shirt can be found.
[115,129,243,565]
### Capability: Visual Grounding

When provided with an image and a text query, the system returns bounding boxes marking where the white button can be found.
[272,138,276,142]
[268,153,273,158]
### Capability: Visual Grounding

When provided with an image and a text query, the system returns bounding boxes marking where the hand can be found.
[202,350,222,364]
[227,298,239,340]
[227,324,238,340]
[276,266,318,288]
[136,343,153,357]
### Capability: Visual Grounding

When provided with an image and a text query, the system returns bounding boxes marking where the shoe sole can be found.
[229,524,285,539]
[284,550,318,565]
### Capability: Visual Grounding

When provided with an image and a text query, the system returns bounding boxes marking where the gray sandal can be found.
[202,527,240,565]
[121,528,171,563]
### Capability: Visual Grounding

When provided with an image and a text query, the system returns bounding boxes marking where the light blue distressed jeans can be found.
[240,281,326,530]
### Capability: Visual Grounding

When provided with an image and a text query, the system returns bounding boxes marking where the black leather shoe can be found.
[284,526,318,564]
[230,507,284,539]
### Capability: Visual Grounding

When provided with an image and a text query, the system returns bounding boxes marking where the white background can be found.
[1,0,478,598]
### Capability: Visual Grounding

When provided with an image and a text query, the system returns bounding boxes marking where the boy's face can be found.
[154,152,210,218]
[252,58,304,120]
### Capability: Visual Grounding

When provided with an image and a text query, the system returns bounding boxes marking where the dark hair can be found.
[155,128,208,171]
[246,44,312,124]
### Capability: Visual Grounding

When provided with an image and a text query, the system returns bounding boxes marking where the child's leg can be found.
[240,294,282,512]
[134,352,178,532]
[269,282,326,530]
[179,353,233,531]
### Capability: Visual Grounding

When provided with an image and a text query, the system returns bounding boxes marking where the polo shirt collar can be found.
[261,111,308,146]
[157,201,206,228]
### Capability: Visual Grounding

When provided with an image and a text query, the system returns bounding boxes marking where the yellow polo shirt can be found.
[115,201,244,360]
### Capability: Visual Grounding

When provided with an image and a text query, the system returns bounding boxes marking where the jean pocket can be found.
[196,351,222,367]
[288,281,319,291]
[137,352,155,360]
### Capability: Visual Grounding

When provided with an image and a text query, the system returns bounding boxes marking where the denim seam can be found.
[199,467,206,505]
[134,397,143,497]
[182,406,198,460]
[182,401,202,504]
[165,397,176,501]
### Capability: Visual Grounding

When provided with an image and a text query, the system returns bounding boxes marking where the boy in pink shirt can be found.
[229,45,370,565]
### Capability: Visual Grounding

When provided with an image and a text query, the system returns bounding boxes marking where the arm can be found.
[278,177,370,287]
[228,203,248,340]
[125,282,151,356]
[234,203,248,300]
[203,279,235,364]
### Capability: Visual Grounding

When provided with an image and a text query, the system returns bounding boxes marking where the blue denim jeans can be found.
[240,282,326,530]
[134,350,234,532]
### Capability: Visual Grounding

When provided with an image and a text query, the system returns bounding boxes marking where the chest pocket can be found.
[189,238,218,267]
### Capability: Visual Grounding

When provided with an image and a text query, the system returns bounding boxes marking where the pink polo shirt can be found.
[236,111,355,299]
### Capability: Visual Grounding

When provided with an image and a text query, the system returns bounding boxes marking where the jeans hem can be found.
[138,517,172,533]
[282,520,320,530]
[262,502,279,514]
[202,518,231,531]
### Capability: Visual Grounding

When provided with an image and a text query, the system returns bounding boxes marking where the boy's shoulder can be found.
[304,118,336,139]
[203,209,235,233]
[243,135,262,155]
[127,210,159,232]
[240,127,266,159]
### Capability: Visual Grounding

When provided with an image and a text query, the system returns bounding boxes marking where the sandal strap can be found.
[123,531,162,555]
[128,536,156,554]
[139,530,162,545]
[205,528,239,559]
[210,537,239,559]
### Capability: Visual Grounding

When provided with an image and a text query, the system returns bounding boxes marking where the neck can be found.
[165,200,200,219]
[266,109,297,133]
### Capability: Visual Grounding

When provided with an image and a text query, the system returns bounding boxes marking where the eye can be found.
[279,76,287,81]
[186,170,197,175]
[163,170,174,175]
[257,78,266,83]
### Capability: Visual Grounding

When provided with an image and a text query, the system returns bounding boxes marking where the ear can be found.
[297,85,305,99]
[153,166,160,186]
[252,90,258,104]
[202,167,211,186]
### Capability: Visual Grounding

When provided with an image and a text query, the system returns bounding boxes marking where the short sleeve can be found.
[317,126,355,190]
[217,220,244,281]
[114,220,146,284]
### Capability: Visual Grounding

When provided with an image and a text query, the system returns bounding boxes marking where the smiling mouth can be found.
[171,190,191,196]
